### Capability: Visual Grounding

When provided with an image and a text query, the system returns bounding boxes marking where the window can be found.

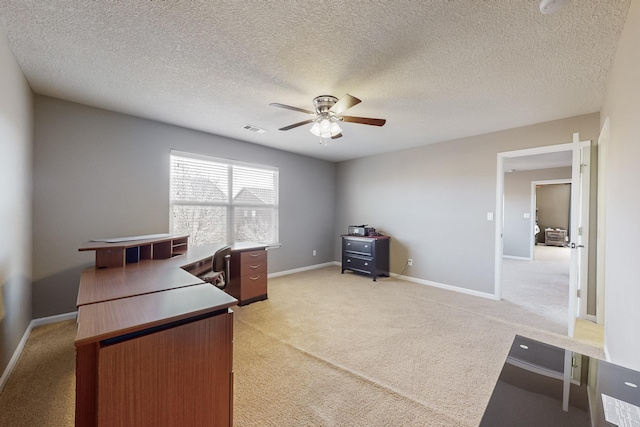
[170,150,279,246]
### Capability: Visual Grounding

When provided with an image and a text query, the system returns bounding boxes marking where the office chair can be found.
[200,246,231,290]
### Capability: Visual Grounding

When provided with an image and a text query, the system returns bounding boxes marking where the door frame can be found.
[570,134,591,323]
[495,136,590,337]
[596,118,609,326]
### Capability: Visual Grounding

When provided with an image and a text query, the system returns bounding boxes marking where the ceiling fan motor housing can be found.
[313,95,339,115]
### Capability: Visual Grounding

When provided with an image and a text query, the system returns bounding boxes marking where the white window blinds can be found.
[170,150,279,246]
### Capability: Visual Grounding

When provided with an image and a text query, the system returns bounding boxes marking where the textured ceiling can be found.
[0,1,630,162]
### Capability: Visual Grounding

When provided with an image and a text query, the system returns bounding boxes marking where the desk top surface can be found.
[341,234,391,240]
[480,335,640,427]
[77,242,267,306]
[75,283,237,346]
[75,242,267,346]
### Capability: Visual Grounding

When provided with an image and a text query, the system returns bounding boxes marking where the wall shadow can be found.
[32,264,91,318]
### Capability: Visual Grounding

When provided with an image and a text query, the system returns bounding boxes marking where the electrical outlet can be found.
[313,249,316,256]
[408,258,413,266]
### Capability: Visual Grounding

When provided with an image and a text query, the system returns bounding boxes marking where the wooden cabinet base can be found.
[227,247,268,305]
[76,310,234,426]
[237,293,268,306]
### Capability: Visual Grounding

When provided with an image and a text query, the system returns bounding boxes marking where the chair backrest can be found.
[212,246,231,273]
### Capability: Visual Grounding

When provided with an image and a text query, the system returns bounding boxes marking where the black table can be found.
[480,335,640,426]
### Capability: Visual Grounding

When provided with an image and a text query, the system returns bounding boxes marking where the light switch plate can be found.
[487,212,494,221]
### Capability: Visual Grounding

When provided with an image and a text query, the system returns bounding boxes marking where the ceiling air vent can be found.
[242,124,267,134]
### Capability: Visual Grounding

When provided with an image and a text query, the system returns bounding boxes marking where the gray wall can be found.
[0,32,33,376]
[32,96,336,318]
[503,167,571,258]
[536,183,571,243]
[600,0,640,371]
[335,113,600,296]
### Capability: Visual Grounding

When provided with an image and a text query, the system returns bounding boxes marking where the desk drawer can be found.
[240,250,267,276]
[240,273,267,300]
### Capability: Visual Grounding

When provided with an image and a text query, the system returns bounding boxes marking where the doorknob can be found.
[570,243,585,249]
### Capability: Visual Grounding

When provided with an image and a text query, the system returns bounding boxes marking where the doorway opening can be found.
[502,168,572,335]
[495,135,592,338]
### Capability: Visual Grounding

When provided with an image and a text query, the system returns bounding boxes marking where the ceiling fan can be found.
[270,94,386,140]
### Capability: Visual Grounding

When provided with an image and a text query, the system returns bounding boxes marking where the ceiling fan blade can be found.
[270,103,315,115]
[331,133,343,140]
[278,119,316,131]
[329,94,361,115]
[341,116,386,127]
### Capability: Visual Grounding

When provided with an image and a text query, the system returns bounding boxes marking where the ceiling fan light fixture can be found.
[310,117,341,138]
[320,118,332,136]
[309,122,322,137]
[330,121,341,136]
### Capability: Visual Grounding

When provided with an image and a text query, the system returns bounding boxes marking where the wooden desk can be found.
[75,240,245,426]
[76,244,227,306]
[75,285,236,426]
[77,242,268,306]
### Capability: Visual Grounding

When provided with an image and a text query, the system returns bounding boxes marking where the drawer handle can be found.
[347,259,351,263]
[364,245,368,248]
[347,242,351,246]
[249,275,261,280]
[249,253,260,257]
[364,262,368,266]
[249,264,261,269]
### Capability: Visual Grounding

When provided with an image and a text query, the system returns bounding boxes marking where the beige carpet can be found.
[502,245,571,335]
[0,266,604,426]
[0,320,76,426]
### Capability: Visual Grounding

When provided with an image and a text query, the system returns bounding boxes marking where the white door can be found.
[567,133,591,337]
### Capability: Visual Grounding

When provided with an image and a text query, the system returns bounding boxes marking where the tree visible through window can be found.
[170,150,279,246]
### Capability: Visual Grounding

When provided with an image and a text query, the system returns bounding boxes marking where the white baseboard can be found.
[0,311,77,394]
[268,261,340,278]
[270,262,497,304]
[31,311,77,327]
[392,273,499,301]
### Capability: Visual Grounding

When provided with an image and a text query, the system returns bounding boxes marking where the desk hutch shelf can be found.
[78,234,190,268]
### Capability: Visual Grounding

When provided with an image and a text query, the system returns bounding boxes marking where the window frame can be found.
[170,150,279,246]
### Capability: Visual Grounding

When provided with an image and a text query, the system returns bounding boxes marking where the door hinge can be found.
[578,226,582,236]
[577,289,581,298]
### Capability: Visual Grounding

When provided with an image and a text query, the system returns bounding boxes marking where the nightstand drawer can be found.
[344,239,372,255]
[545,229,566,246]
[343,255,374,274]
